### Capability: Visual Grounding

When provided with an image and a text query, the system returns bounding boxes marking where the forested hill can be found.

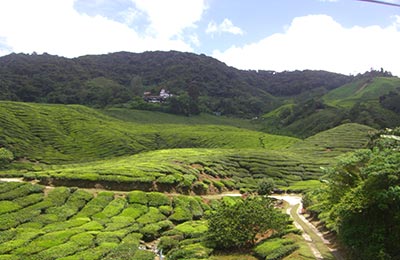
[0,51,350,116]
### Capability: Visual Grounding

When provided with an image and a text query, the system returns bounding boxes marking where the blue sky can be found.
[0,0,400,75]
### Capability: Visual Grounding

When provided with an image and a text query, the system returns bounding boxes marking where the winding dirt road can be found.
[271,195,344,260]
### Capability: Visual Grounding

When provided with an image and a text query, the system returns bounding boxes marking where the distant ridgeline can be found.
[0,51,398,136]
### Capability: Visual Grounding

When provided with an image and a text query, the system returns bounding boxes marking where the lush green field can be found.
[289,123,375,160]
[0,101,375,194]
[323,77,400,107]
[0,101,298,164]
[0,181,306,260]
[2,148,329,194]
[102,107,263,131]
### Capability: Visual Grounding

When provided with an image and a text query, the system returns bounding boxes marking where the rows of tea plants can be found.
[8,148,328,194]
[0,101,298,165]
[0,181,309,260]
[0,181,220,259]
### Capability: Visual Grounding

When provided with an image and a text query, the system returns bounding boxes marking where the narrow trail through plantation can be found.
[271,195,344,260]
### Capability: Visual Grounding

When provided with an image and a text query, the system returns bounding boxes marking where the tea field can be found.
[0,181,304,260]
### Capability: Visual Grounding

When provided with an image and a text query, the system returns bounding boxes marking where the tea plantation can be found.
[0,101,379,259]
[0,181,303,259]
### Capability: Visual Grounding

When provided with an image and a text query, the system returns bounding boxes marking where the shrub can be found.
[159,205,173,216]
[166,242,212,260]
[102,242,138,259]
[0,201,21,215]
[74,192,114,218]
[174,221,208,238]
[254,238,293,258]
[169,207,192,223]
[159,236,179,253]
[69,232,94,247]
[192,182,208,194]
[265,244,299,260]
[46,187,71,206]
[13,193,43,207]
[95,231,126,244]
[207,197,288,249]
[57,242,117,260]
[132,250,155,260]
[0,183,43,201]
[119,204,148,219]
[258,178,275,195]
[127,190,148,205]
[137,207,166,225]
[146,192,171,207]
[0,182,22,194]
[100,198,126,218]
[42,217,90,232]
[0,148,13,167]
[80,220,104,231]
[140,223,162,241]
[33,240,87,260]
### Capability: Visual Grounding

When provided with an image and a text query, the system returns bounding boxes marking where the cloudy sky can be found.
[0,0,400,75]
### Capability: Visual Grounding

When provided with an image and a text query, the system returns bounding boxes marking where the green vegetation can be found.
[0,101,298,165]
[207,197,288,249]
[0,148,13,168]
[0,182,306,259]
[304,127,400,259]
[262,75,400,137]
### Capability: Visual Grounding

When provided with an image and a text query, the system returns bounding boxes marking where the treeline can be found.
[304,127,400,259]
[0,51,351,117]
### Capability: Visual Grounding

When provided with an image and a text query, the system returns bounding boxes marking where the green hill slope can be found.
[10,123,375,194]
[261,77,400,137]
[289,123,376,159]
[323,77,400,107]
[0,101,298,164]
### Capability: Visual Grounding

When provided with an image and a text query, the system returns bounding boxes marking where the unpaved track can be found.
[271,195,344,260]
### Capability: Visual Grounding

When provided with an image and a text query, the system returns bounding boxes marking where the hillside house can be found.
[143,89,173,103]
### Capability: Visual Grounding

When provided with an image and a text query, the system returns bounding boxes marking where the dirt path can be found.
[271,195,344,260]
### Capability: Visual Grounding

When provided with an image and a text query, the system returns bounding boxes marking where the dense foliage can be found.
[206,197,287,249]
[262,76,400,137]
[0,51,350,118]
[304,127,400,259]
[0,148,13,168]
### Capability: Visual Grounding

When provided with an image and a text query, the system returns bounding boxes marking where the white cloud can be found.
[212,15,400,76]
[0,0,207,57]
[131,0,207,38]
[206,18,244,35]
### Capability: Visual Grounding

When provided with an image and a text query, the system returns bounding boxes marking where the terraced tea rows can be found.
[0,101,298,164]
[0,181,216,259]
[4,148,327,194]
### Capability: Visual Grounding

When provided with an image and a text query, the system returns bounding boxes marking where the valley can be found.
[0,51,399,259]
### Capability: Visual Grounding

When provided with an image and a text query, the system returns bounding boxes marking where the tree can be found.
[257,178,275,195]
[0,148,13,168]
[305,127,400,259]
[206,197,287,249]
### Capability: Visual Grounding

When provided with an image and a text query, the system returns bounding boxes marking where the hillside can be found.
[0,101,298,164]
[0,51,350,118]
[261,76,400,137]
[0,102,376,194]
